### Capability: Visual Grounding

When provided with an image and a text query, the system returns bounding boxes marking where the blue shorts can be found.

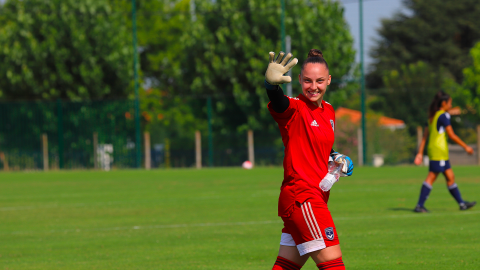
[429,160,451,173]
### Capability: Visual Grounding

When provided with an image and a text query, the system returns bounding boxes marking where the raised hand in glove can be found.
[265,51,298,85]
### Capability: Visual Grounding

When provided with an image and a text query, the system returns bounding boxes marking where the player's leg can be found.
[272,245,308,269]
[443,166,476,210]
[310,244,345,269]
[425,160,447,186]
[415,170,439,212]
[272,228,308,269]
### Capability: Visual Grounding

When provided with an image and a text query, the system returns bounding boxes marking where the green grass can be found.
[1,166,479,269]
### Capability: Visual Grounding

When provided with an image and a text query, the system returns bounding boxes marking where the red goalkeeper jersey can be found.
[268,94,335,217]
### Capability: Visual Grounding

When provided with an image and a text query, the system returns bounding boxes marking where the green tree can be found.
[108,0,190,90]
[180,0,356,144]
[136,0,190,90]
[0,0,133,101]
[368,0,480,89]
[370,61,451,135]
[139,88,206,152]
[448,42,480,124]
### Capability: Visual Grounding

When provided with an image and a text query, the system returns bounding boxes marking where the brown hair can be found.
[428,91,451,119]
[301,49,329,73]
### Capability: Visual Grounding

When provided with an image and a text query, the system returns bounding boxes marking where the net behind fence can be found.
[2,96,461,171]
[0,99,137,170]
[0,98,286,170]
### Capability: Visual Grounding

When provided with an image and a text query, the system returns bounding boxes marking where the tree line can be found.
[1,0,479,155]
[366,0,480,135]
[0,0,358,151]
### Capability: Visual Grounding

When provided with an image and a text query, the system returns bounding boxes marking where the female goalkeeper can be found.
[413,91,476,213]
[265,49,353,270]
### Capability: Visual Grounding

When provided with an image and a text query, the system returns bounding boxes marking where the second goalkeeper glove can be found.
[330,152,354,177]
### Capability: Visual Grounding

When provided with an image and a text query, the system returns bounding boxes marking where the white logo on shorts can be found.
[325,227,334,241]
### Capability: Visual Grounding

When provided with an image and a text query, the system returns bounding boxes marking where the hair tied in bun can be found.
[301,48,329,72]
[307,49,323,58]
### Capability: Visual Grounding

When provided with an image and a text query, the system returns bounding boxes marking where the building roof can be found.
[335,107,406,129]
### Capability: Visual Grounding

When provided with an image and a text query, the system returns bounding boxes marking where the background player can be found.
[265,49,353,270]
[414,91,476,212]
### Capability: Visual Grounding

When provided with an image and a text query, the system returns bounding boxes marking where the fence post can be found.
[144,132,151,170]
[195,130,202,169]
[357,128,363,166]
[93,132,98,169]
[165,138,171,168]
[57,99,64,169]
[248,130,254,167]
[42,133,48,171]
[477,125,480,166]
[207,97,213,167]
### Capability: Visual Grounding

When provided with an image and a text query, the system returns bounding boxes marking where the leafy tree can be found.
[117,0,356,158]
[368,0,480,89]
[370,61,451,135]
[136,0,190,90]
[447,42,480,124]
[108,0,190,90]
[139,88,206,151]
[180,0,356,144]
[0,0,133,101]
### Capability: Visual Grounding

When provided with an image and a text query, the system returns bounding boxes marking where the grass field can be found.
[1,166,479,269]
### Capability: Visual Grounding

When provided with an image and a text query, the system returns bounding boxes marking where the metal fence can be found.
[2,98,477,171]
[0,98,285,171]
[0,99,137,170]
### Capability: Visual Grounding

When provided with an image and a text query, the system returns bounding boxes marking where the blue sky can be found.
[340,0,410,68]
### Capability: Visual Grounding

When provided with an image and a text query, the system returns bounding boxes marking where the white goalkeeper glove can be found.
[265,51,298,85]
[330,152,354,177]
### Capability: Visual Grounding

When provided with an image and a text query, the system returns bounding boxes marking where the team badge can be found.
[325,227,335,240]
[330,120,334,131]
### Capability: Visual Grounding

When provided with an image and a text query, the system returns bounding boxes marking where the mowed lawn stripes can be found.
[0,166,479,269]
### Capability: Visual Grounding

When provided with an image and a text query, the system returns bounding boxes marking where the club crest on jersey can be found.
[330,120,334,131]
[325,227,335,240]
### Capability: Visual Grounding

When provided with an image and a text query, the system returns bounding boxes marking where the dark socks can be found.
[417,181,432,207]
[317,257,345,269]
[448,183,465,204]
[272,256,302,270]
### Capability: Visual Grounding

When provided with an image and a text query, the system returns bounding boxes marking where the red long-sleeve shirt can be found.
[268,94,335,217]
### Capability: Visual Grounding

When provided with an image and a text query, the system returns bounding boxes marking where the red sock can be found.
[316,257,345,270]
[272,256,302,270]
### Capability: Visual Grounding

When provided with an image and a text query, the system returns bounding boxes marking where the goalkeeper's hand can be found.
[331,152,354,177]
[265,51,298,85]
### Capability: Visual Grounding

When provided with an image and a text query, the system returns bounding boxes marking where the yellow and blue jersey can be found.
[427,110,451,161]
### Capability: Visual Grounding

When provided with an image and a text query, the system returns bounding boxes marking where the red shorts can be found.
[280,199,339,256]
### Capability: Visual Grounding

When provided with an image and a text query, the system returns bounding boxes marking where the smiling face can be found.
[299,63,331,107]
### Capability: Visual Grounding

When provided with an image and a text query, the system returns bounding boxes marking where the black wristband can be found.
[265,80,289,113]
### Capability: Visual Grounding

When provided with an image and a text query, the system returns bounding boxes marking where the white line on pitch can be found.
[334,210,480,220]
[0,194,270,211]
[6,220,282,235]
[4,210,479,236]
